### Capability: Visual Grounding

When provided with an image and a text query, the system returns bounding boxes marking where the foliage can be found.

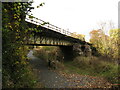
[71,32,85,41]
[33,46,65,69]
[90,29,120,60]
[2,2,44,88]
[33,46,58,61]
[109,29,120,59]
[64,56,119,84]
[89,28,119,85]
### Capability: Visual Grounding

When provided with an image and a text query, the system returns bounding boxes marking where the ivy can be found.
[2,1,46,88]
[2,2,37,88]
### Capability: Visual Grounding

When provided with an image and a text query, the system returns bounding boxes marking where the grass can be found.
[63,56,119,85]
[33,46,119,87]
[64,61,96,76]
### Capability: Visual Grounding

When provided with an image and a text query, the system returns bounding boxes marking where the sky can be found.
[30,0,119,42]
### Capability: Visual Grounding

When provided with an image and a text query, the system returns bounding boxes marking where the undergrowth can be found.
[33,46,65,70]
[33,46,119,87]
[64,56,119,85]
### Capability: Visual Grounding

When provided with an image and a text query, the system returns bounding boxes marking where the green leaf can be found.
[29,15,34,19]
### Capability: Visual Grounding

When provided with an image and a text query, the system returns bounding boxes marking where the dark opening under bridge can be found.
[25,16,93,60]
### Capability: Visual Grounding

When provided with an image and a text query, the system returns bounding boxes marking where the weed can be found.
[65,56,119,84]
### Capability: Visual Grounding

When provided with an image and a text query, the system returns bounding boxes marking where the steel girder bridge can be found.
[25,15,89,47]
[24,16,94,60]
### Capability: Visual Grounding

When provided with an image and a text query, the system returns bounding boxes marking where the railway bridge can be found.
[25,15,92,60]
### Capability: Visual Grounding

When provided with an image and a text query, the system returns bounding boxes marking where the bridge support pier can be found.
[59,43,92,61]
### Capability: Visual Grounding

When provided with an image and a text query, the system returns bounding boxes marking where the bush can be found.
[33,48,48,60]
[33,46,64,70]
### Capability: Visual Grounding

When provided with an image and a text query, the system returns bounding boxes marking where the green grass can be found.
[64,61,95,75]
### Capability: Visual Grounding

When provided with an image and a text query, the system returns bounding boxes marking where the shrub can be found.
[33,46,64,70]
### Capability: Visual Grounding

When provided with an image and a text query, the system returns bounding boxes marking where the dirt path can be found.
[28,50,112,88]
[28,50,69,88]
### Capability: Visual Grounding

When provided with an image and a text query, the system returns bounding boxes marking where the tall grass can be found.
[64,56,119,84]
[33,46,119,86]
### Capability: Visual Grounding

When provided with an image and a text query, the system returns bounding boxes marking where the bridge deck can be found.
[25,16,90,46]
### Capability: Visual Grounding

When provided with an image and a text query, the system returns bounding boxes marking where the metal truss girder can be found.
[27,35,73,46]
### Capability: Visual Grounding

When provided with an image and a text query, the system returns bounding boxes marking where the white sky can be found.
[30,0,119,41]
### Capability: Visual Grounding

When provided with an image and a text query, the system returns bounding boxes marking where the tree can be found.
[89,28,120,60]
[90,29,104,49]
[109,29,120,59]
[71,32,85,41]
[2,2,39,88]
[89,29,110,56]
